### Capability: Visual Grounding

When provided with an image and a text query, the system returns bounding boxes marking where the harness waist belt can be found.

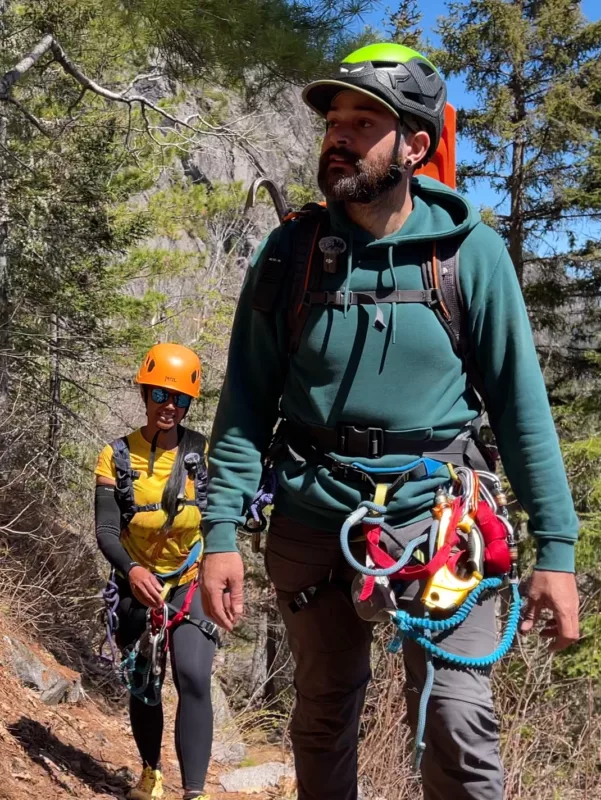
[280,419,491,471]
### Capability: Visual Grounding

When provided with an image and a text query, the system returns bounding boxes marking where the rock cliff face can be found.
[188,87,319,189]
[101,80,321,443]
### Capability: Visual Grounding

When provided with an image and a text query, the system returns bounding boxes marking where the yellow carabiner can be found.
[421,506,483,613]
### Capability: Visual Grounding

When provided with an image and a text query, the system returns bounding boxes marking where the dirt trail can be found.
[0,633,291,800]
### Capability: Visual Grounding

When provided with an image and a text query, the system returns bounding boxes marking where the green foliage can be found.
[428,2,601,590]
[120,0,378,94]
[389,0,426,50]
[431,1,601,320]
[286,182,319,208]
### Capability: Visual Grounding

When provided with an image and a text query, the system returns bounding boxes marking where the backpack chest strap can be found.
[303,288,443,308]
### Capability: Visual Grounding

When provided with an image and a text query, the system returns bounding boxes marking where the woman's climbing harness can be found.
[119,576,218,705]
[120,600,170,706]
[100,542,218,704]
[339,461,522,769]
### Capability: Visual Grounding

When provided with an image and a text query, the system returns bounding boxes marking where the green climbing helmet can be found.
[302,43,447,162]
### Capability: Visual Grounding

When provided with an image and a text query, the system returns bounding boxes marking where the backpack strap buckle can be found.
[338,425,384,459]
[426,288,444,308]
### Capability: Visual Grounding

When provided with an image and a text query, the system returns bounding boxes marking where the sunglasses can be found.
[150,387,192,409]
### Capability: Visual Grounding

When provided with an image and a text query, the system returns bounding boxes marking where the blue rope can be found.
[413,515,438,769]
[387,579,522,768]
[394,581,522,669]
[414,653,434,771]
[389,579,522,666]
[119,643,163,706]
[339,501,432,577]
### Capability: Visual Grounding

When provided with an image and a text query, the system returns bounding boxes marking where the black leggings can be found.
[116,579,216,794]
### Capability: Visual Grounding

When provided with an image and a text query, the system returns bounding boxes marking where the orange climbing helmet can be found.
[135,343,201,398]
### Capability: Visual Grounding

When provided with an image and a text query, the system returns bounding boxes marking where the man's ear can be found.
[404,129,430,168]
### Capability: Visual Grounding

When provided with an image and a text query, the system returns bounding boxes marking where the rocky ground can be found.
[0,625,295,800]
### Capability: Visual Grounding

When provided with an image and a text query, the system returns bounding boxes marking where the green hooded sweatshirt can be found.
[205,176,579,572]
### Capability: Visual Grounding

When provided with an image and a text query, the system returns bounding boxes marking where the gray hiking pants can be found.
[266,511,504,800]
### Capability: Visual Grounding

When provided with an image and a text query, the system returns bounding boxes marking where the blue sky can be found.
[352,0,601,218]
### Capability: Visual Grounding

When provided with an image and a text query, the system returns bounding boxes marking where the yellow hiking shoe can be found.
[128,766,164,800]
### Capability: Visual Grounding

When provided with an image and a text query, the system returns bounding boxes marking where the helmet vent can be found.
[404,91,438,111]
[418,62,436,77]
[147,359,155,373]
[191,370,198,384]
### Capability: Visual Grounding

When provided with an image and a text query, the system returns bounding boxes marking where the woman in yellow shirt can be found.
[95,343,214,800]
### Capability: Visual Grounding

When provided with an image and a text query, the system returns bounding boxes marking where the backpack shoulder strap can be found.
[181,431,208,512]
[423,239,487,406]
[110,436,138,527]
[430,238,464,357]
[287,206,329,353]
[252,204,329,354]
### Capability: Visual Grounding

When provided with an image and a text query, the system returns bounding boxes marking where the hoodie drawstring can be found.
[342,236,397,341]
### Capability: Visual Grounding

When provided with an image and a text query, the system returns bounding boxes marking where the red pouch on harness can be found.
[475,502,511,576]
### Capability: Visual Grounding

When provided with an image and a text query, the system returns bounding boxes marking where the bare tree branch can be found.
[0,33,55,97]
[0,34,267,149]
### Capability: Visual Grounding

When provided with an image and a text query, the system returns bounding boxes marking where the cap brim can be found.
[302,80,400,119]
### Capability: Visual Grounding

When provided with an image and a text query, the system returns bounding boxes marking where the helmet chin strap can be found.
[388,122,414,183]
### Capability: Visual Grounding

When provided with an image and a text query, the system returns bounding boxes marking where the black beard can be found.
[317,147,402,204]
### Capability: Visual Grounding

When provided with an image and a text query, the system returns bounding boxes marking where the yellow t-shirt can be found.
[95,428,204,579]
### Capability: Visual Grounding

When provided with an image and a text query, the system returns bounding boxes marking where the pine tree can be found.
[432,1,601,324]
[427,0,601,565]
[0,0,375,475]
[121,0,377,93]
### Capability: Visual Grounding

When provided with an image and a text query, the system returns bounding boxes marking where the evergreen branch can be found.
[5,96,53,137]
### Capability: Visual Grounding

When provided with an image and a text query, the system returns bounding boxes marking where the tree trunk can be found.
[249,604,279,704]
[47,313,61,478]
[265,606,279,704]
[0,110,10,408]
[508,68,527,287]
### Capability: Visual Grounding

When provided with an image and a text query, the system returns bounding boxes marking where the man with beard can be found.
[201,44,579,800]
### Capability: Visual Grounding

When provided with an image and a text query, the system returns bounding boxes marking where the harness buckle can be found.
[289,585,319,613]
[200,619,219,639]
[338,424,385,459]
[427,288,444,308]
